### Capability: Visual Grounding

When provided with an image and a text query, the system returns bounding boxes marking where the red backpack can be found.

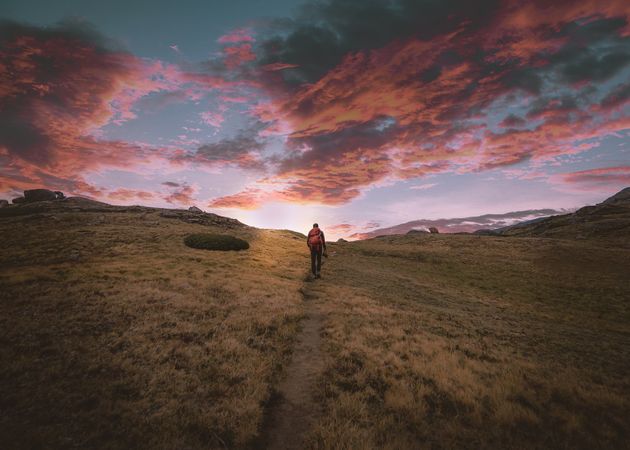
[308,228,322,248]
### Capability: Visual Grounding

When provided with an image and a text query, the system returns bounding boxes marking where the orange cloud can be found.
[163,183,196,205]
[223,44,256,70]
[208,188,264,210]
[108,188,155,202]
[554,166,630,191]
[218,28,255,44]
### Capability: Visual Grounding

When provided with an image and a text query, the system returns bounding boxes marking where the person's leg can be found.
[311,249,317,275]
[316,248,322,275]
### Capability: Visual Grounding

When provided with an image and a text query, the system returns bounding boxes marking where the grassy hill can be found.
[485,187,630,244]
[1,197,629,449]
[0,198,308,448]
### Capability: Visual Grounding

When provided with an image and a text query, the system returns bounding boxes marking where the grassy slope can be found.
[1,206,629,449]
[307,235,630,449]
[0,207,308,449]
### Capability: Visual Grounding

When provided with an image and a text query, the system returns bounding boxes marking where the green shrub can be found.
[184,233,250,251]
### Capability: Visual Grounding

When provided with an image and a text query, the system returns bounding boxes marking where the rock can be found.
[336,238,347,243]
[407,229,428,235]
[429,227,439,234]
[54,191,66,199]
[188,206,203,213]
[24,189,57,202]
[0,199,8,208]
[12,196,26,204]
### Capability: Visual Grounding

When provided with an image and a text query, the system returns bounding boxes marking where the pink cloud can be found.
[200,111,225,128]
[552,166,630,192]
[223,44,256,70]
[108,188,155,202]
[218,28,255,44]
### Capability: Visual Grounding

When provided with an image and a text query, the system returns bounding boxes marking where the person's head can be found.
[313,223,319,228]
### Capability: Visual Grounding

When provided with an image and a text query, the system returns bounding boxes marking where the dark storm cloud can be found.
[526,96,580,119]
[0,19,125,163]
[257,0,499,85]
[197,133,263,161]
[499,114,526,128]
[279,117,399,172]
[551,17,630,84]
[174,123,268,170]
[601,82,630,109]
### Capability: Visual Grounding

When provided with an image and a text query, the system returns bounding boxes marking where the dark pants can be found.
[310,247,322,275]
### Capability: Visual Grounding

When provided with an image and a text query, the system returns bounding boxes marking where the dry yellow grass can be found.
[0,208,308,449]
[306,234,630,449]
[1,207,629,449]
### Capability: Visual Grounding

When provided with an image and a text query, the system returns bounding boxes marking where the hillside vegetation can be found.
[0,199,307,449]
[306,234,630,449]
[1,195,629,449]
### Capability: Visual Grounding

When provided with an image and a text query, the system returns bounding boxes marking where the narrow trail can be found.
[261,275,327,450]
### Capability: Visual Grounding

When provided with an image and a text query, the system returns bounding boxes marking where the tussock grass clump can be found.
[184,233,249,251]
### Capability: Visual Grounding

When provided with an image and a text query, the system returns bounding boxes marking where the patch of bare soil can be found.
[261,280,326,450]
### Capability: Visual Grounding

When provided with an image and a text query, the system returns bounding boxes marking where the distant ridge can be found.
[352,208,562,239]
[0,196,246,229]
[477,187,630,240]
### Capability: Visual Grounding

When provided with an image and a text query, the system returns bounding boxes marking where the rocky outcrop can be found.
[429,227,439,234]
[159,210,245,229]
[407,229,428,235]
[336,238,348,243]
[0,199,8,208]
[24,189,59,202]
[0,195,248,229]
[9,189,66,204]
[188,206,203,213]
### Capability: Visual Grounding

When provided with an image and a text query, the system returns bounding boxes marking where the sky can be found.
[1,0,630,239]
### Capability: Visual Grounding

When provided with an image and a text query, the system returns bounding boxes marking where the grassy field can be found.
[0,206,308,449]
[308,234,630,449]
[1,204,629,449]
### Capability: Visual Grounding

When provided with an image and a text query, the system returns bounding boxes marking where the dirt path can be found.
[261,279,326,450]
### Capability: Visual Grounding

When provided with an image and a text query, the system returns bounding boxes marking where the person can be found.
[307,223,327,278]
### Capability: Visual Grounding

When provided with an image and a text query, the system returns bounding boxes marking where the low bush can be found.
[184,233,250,251]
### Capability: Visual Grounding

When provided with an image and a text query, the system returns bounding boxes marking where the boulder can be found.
[428,227,439,234]
[0,199,8,208]
[24,189,57,202]
[54,191,66,200]
[336,238,347,243]
[188,206,203,213]
[12,196,26,204]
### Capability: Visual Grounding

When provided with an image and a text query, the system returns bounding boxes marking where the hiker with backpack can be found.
[307,223,327,278]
